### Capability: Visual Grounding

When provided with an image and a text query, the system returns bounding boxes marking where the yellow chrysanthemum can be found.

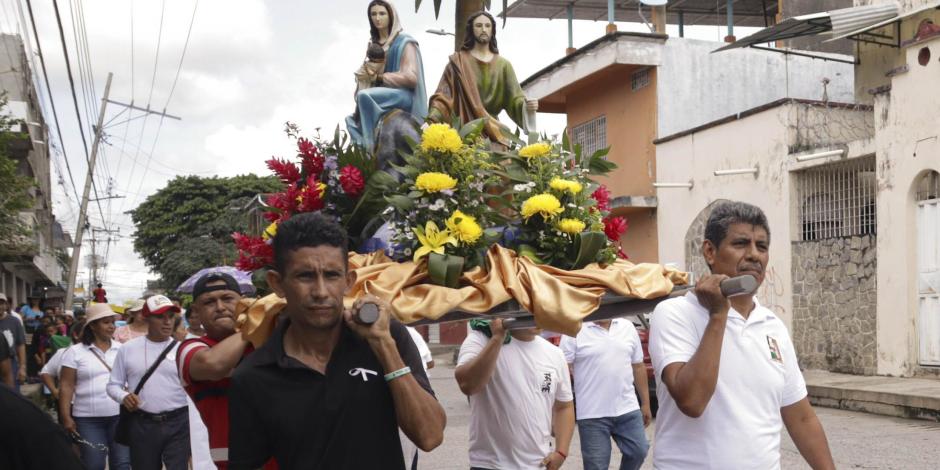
[521,193,564,220]
[420,123,463,153]
[557,218,586,234]
[415,172,457,193]
[518,142,551,159]
[446,210,483,244]
[262,221,278,241]
[413,221,458,263]
[549,177,583,195]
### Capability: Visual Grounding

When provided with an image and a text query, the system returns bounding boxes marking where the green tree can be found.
[129,174,281,290]
[0,92,36,256]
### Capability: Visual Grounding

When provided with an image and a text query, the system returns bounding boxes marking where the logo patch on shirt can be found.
[540,372,553,393]
[348,367,378,382]
[766,336,783,364]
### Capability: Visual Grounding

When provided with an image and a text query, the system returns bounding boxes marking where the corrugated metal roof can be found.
[829,1,940,41]
[715,3,899,52]
[502,0,779,28]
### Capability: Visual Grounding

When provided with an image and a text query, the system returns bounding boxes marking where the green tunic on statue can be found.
[428,50,527,145]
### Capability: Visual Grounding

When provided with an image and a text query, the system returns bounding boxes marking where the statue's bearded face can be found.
[472,15,493,44]
[370,5,390,32]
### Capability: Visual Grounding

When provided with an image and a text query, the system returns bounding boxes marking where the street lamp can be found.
[426,28,454,36]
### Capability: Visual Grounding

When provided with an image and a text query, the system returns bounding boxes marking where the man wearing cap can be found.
[0,293,27,389]
[176,272,266,469]
[107,295,191,470]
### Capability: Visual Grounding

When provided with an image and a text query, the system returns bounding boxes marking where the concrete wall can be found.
[655,106,796,325]
[852,6,939,103]
[657,38,855,138]
[871,34,940,376]
[792,235,878,375]
[565,64,660,263]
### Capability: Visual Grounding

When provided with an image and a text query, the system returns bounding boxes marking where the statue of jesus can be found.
[427,11,538,146]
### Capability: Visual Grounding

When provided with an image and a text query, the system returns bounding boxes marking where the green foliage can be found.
[0,93,36,256]
[129,174,281,289]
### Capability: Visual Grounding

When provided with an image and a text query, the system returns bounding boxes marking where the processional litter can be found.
[230,1,708,347]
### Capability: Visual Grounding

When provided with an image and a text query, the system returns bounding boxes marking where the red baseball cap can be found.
[143,295,182,317]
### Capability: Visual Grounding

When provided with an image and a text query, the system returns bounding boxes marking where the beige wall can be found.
[872,34,940,376]
[655,107,797,326]
[854,8,940,103]
[564,65,659,262]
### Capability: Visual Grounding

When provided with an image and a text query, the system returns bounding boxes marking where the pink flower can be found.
[339,165,365,198]
[592,185,611,212]
[296,176,325,213]
[603,216,628,241]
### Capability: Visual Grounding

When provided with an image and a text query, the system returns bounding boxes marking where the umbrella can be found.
[177,266,256,295]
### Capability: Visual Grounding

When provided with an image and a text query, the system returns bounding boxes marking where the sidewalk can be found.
[805,369,940,422]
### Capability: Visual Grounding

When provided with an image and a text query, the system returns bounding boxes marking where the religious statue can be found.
[345,0,428,151]
[428,11,538,146]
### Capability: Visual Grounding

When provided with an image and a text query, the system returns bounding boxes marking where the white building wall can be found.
[872,35,940,376]
[655,107,797,326]
[657,38,855,138]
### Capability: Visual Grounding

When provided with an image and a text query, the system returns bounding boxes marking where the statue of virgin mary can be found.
[345,0,428,150]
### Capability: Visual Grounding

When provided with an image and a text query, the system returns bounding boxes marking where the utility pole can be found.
[64,73,181,308]
[65,73,112,309]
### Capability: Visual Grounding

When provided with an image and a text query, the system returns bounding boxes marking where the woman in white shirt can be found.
[58,304,130,470]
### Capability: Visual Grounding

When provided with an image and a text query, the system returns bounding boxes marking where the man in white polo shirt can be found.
[107,295,190,470]
[456,319,575,470]
[649,201,834,469]
[560,318,651,470]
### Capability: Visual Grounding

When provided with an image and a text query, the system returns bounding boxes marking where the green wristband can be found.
[384,366,412,382]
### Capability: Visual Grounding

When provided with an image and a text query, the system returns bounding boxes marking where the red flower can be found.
[297,137,316,157]
[297,138,324,176]
[603,216,628,241]
[296,175,325,213]
[592,186,611,212]
[232,232,274,271]
[339,165,365,198]
[266,184,301,218]
[266,157,301,184]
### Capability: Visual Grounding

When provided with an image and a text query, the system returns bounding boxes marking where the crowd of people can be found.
[0,201,839,470]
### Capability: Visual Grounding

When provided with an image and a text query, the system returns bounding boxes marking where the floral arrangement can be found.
[380,122,503,286]
[233,124,391,271]
[496,136,624,270]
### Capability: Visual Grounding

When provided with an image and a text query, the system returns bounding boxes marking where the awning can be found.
[828,1,940,43]
[502,0,778,28]
[716,3,899,51]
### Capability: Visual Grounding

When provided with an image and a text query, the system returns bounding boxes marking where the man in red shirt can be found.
[92,283,107,303]
[176,272,273,469]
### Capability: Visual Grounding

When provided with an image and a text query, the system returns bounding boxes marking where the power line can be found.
[23,0,82,204]
[51,0,109,227]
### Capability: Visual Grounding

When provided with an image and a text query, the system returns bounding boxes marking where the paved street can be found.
[420,357,940,470]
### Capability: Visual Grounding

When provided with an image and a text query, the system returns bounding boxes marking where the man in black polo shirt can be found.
[228,212,446,470]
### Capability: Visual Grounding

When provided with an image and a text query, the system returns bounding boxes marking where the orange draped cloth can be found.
[236,245,687,347]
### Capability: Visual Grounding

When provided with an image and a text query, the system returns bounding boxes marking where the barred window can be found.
[631,68,650,91]
[797,156,876,241]
[571,115,606,158]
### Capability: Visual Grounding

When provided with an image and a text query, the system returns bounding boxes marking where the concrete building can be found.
[0,34,67,309]
[653,1,940,378]
[520,31,854,263]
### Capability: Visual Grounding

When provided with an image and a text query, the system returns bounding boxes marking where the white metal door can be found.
[918,198,940,365]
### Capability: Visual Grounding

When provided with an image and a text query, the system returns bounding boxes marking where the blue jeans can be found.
[74,415,131,470]
[577,410,649,470]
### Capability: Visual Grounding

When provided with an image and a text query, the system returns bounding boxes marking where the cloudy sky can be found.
[1,0,753,304]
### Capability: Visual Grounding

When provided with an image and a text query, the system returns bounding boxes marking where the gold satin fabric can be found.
[235,244,687,347]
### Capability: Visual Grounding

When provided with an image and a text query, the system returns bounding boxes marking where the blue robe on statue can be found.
[345,33,428,150]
